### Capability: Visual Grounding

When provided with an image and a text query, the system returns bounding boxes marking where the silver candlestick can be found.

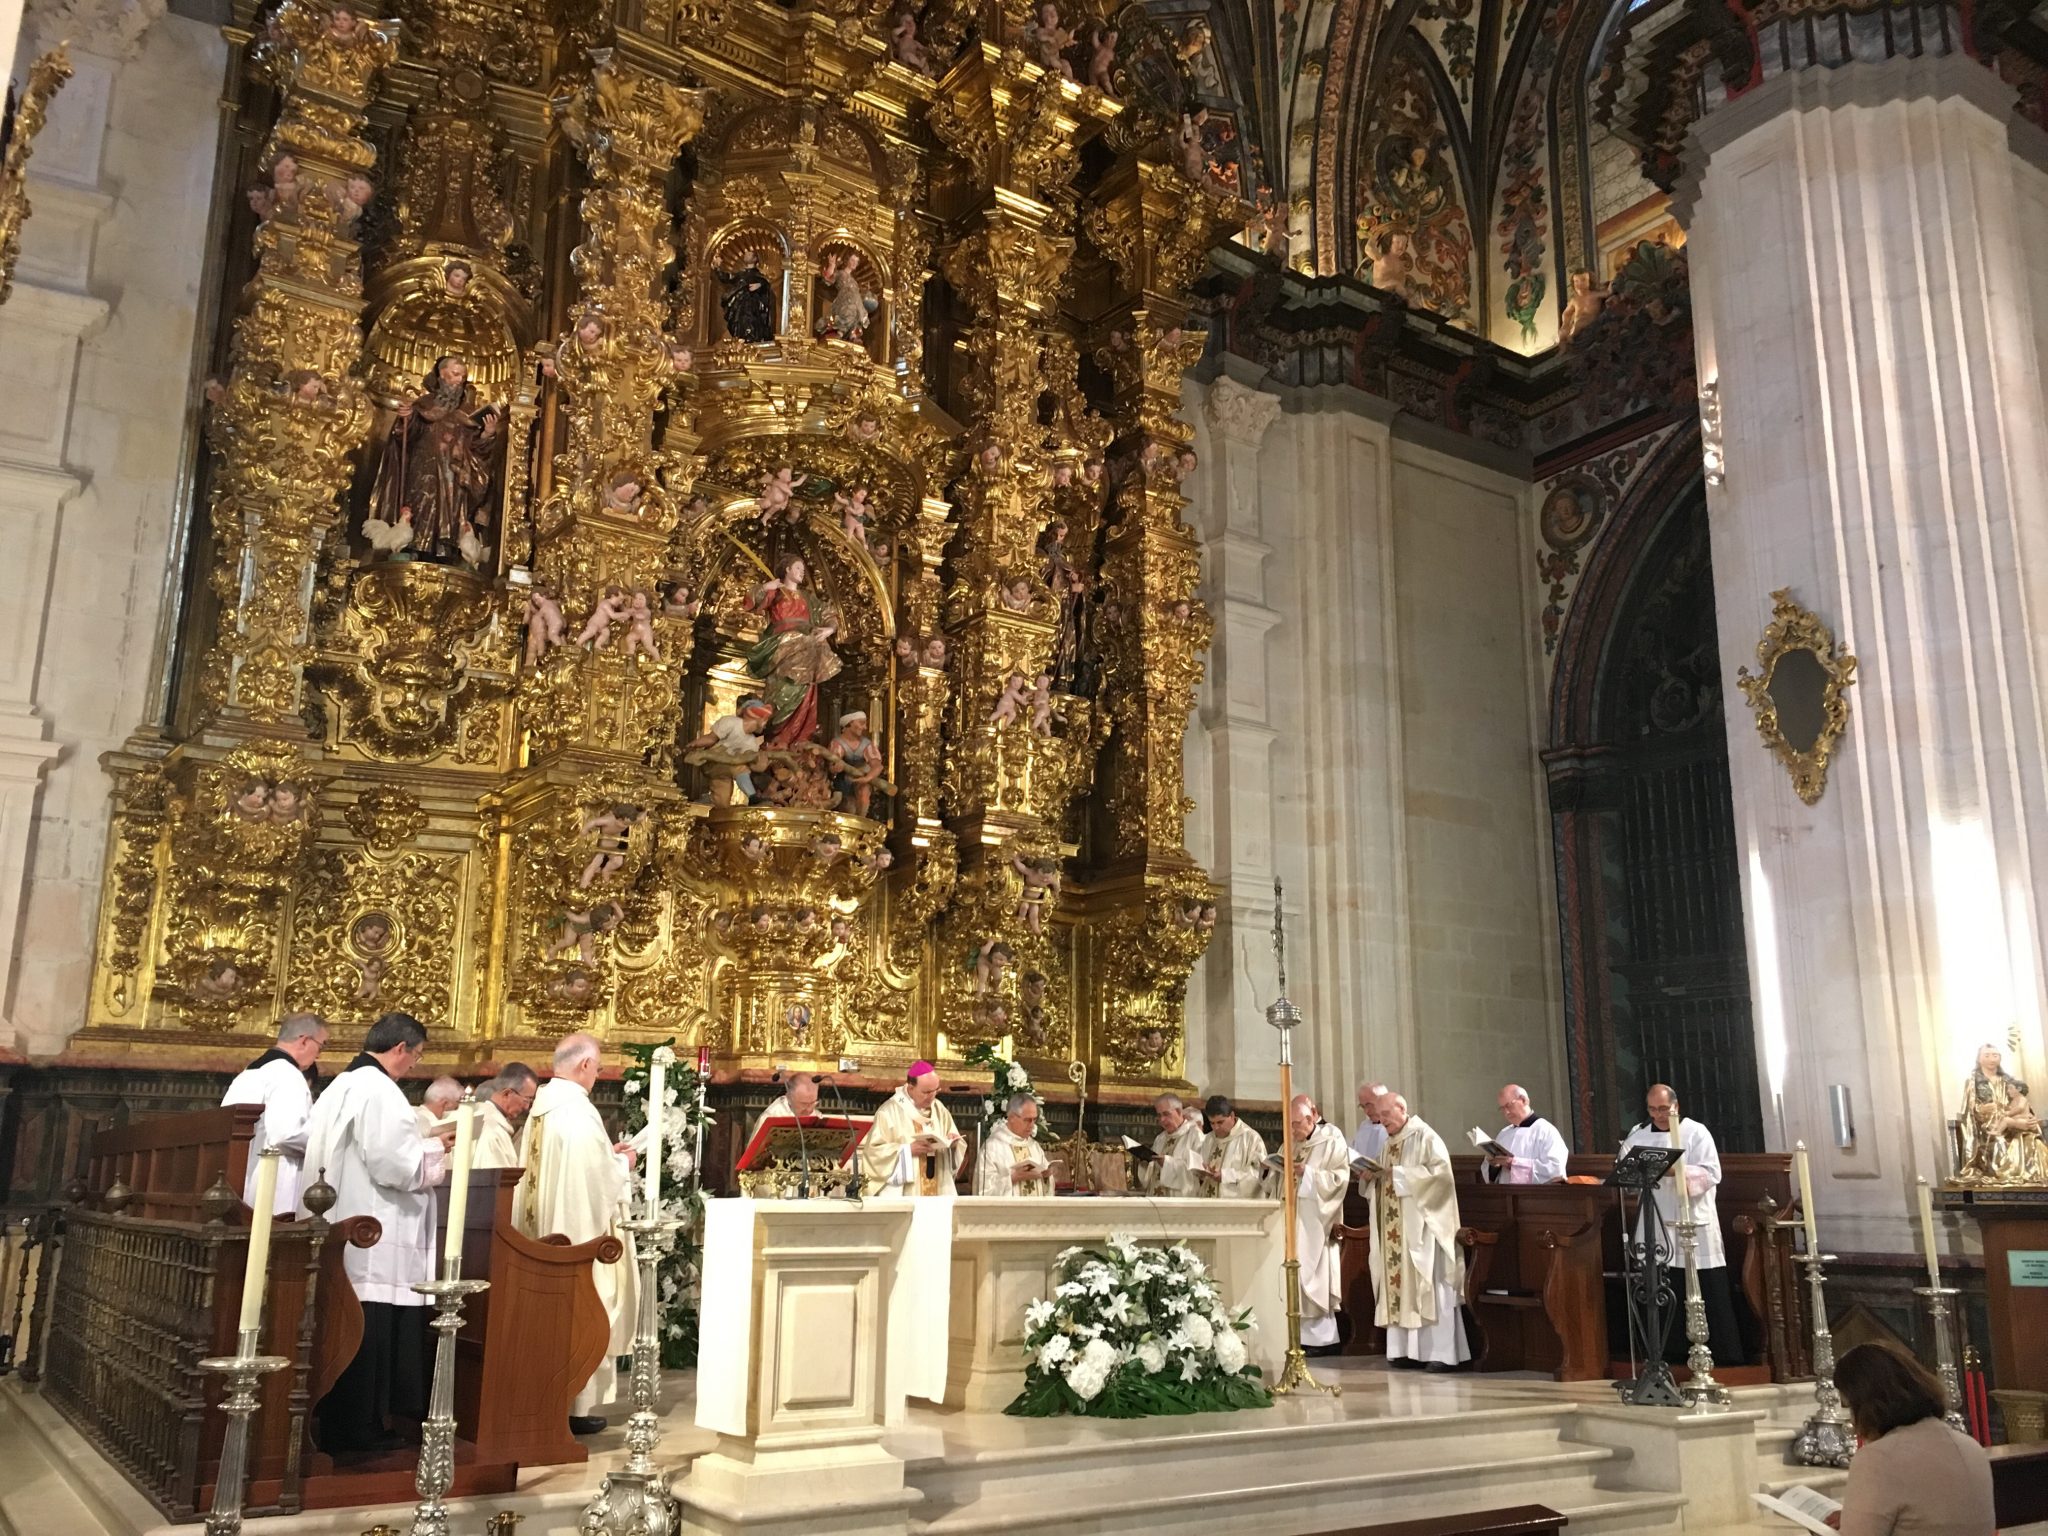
[197,1330,290,1536]
[1792,1251,1854,1467]
[407,1274,490,1536]
[1914,1284,1969,1433]
[1673,1219,1729,1409]
[582,1214,686,1536]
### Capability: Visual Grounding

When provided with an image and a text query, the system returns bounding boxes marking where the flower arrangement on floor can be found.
[1007,1234,1273,1418]
[620,1039,714,1369]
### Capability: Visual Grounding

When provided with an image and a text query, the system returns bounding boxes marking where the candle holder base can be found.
[1271,1257,1339,1396]
[1792,1251,1854,1469]
[1674,1220,1730,1412]
[583,1214,687,1536]
[408,1277,490,1536]
[196,1352,290,1536]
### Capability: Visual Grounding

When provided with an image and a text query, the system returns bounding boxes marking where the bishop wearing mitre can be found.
[1369,1093,1470,1370]
[976,1093,1052,1196]
[861,1061,966,1196]
[1142,1093,1206,1195]
[1288,1093,1351,1350]
[1197,1094,1269,1198]
[516,1033,636,1434]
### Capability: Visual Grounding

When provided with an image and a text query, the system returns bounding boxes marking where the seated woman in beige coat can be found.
[1828,1343,1994,1536]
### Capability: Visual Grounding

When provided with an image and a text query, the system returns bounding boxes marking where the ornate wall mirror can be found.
[1736,589,1858,805]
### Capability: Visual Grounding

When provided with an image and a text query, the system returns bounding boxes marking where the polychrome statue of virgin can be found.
[746,554,841,748]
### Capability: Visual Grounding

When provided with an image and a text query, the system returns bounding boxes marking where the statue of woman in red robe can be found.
[745,554,841,747]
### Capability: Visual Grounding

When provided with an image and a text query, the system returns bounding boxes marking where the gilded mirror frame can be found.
[1735,588,1858,805]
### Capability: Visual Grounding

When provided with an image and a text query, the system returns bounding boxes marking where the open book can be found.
[1351,1154,1384,1177]
[1119,1135,1159,1163]
[1752,1486,1842,1535]
[1468,1127,1513,1159]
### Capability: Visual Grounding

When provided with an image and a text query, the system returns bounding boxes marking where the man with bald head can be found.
[1286,1093,1352,1353]
[750,1067,826,1145]
[1367,1092,1470,1370]
[1480,1083,1570,1184]
[859,1061,965,1196]
[1351,1081,1390,1165]
[516,1033,636,1433]
[1622,1083,1744,1366]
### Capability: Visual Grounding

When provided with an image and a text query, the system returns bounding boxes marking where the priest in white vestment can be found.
[474,1063,536,1169]
[748,1068,824,1144]
[1141,1093,1206,1195]
[860,1062,966,1197]
[221,1012,327,1215]
[1479,1083,1571,1185]
[1288,1094,1351,1350]
[976,1094,1051,1196]
[415,1076,461,1136]
[1621,1083,1744,1365]
[516,1033,636,1431]
[1197,1095,1269,1198]
[299,1012,449,1455]
[1369,1094,1470,1370]
[1351,1081,1390,1164]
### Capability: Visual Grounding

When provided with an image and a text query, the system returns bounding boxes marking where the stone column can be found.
[1680,46,2048,1246]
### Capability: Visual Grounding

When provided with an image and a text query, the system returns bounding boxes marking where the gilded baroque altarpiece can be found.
[76,0,1243,1093]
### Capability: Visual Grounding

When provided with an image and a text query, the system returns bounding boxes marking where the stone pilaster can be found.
[1682,50,2048,1248]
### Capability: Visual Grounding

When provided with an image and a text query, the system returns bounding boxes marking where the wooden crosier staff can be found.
[1268,878,1338,1397]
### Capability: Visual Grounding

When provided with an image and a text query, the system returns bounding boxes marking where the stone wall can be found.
[0,6,224,1056]
[1181,366,1563,1139]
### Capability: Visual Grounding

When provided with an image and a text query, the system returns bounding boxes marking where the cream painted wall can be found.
[0,10,222,1055]
[1182,370,1562,1141]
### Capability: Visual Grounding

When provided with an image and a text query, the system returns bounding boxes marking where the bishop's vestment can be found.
[1368,1114,1470,1365]
[859,1087,965,1197]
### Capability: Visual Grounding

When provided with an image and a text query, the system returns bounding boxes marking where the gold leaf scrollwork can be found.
[1735,588,1857,806]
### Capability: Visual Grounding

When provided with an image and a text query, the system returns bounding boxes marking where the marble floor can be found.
[0,1359,2033,1536]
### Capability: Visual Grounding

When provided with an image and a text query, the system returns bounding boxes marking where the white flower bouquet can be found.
[1007,1234,1271,1418]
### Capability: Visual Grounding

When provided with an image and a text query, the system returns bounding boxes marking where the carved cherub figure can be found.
[578,803,645,888]
[660,580,700,619]
[1028,673,1054,736]
[1001,577,1036,613]
[922,636,948,667]
[194,958,243,1003]
[548,900,624,961]
[351,912,393,1002]
[1025,1,1074,76]
[1086,24,1118,93]
[811,832,844,865]
[602,473,645,518]
[1177,110,1209,182]
[1010,852,1061,936]
[269,781,306,824]
[576,585,630,649]
[972,939,1014,994]
[891,9,929,70]
[621,589,660,662]
[836,484,876,550]
[329,174,374,228]
[525,583,565,667]
[1559,267,1610,345]
[856,845,894,874]
[757,465,798,527]
[231,779,273,821]
[990,672,1030,728]
[666,342,694,374]
[739,833,768,863]
[849,410,884,442]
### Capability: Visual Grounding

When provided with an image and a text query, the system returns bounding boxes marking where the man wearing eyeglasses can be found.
[476,1062,538,1168]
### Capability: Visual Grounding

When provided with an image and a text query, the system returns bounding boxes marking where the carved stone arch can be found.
[1544,425,1761,1156]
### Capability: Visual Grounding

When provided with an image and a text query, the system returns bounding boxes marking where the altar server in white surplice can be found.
[1197,1095,1269,1199]
[474,1063,536,1169]
[1479,1083,1571,1185]
[517,1033,637,1432]
[1620,1083,1744,1366]
[1369,1094,1471,1370]
[221,1012,328,1215]
[860,1062,966,1197]
[299,1012,450,1455]
[1143,1094,1207,1195]
[976,1094,1052,1197]
[1289,1094,1352,1350]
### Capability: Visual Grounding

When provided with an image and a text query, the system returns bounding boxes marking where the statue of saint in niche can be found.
[1960,1043,2048,1184]
[745,554,841,748]
[367,355,504,566]
[717,255,779,344]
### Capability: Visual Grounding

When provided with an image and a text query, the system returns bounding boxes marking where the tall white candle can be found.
[239,1150,280,1336]
[1917,1176,1943,1290]
[443,1093,476,1270]
[644,1052,666,1217]
[1796,1140,1820,1255]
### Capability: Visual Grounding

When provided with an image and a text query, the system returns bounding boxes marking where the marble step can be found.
[911,1442,1659,1535]
[909,1404,1590,1509]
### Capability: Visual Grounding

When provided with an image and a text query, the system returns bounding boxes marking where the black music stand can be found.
[1608,1144,1684,1407]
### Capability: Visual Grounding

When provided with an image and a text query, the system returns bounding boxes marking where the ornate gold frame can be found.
[1735,589,1858,806]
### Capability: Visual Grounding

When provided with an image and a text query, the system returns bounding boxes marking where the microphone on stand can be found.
[824,1074,864,1205]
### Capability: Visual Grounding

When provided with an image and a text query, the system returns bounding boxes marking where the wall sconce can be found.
[1700,379,1725,488]
[1828,1083,1855,1150]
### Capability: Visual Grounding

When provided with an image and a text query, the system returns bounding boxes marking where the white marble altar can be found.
[944,1195,1287,1412]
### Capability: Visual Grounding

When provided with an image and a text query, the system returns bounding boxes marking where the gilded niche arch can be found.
[1734,589,1857,807]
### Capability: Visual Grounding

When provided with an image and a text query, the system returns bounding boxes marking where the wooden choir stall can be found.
[1338,1151,1807,1384]
[37,1104,622,1521]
